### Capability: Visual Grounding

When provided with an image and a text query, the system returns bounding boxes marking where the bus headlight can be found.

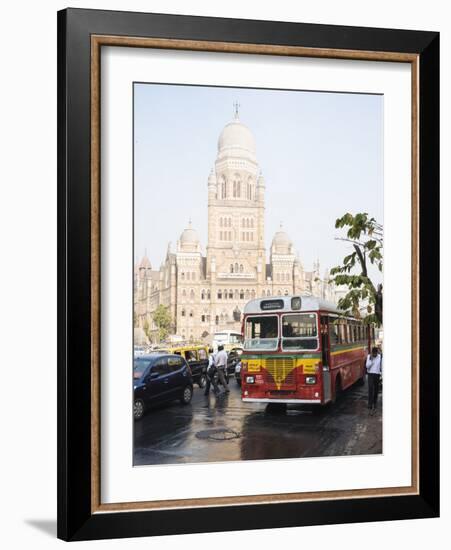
[246,376,255,384]
[305,376,317,385]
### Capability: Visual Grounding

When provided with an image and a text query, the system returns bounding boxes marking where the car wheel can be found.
[180,385,193,405]
[198,373,207,388]
[134,399,145,420]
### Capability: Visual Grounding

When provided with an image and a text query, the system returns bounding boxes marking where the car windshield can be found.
[244,316,279,350]
[281,313,318,350]
[133,358,151,379]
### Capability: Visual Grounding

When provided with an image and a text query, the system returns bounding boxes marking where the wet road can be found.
[133,379,382,466]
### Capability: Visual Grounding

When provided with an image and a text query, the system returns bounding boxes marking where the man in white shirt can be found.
[204,347,220,396]
[366,347,382,414]
[214,345,230,393]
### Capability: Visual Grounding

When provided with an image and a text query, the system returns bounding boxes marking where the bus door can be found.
[320,316,332,402]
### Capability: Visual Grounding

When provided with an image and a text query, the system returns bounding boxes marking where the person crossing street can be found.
[215,345,230,393]
[204,347,220,396]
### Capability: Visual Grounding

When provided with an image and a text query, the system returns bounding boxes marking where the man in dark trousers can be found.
[204,347,220,396]
[366,346,382,414]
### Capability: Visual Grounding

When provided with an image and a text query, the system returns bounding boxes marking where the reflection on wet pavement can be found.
[133,380,382,466]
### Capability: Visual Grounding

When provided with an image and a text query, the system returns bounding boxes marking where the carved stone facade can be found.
[134,110,337,343]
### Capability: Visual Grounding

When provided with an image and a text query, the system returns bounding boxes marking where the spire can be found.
[233,100,240,120]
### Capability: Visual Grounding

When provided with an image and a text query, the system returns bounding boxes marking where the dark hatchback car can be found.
[133,353,193,420]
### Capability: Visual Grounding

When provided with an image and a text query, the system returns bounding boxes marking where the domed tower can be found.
[270,224,296,296]
[176,221,203,340]
[206,105,266,284]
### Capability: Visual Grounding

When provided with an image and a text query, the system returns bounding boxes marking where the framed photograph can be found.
[57,8,439,541]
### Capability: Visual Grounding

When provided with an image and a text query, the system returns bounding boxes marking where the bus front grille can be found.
[264,358,296,387]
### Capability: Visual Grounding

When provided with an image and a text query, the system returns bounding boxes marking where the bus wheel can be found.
[332,376,342,404]
[266,403,287,415]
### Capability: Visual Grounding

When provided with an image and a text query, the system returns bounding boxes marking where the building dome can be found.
[218,119,256,153]
[271,225,293,254]
[180,221,199,245]
[179,221,201,252]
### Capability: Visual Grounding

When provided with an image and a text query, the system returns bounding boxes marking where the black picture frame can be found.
[57,7,439,541]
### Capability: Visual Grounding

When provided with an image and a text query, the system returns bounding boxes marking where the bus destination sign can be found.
[260,299,284,311]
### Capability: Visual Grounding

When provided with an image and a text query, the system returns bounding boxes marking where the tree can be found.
[143,318,150,339]
[152,305,172,342]
[329,212,383,326]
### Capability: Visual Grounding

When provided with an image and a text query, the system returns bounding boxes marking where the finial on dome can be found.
[233,100,240,120]
[188,218,192,227]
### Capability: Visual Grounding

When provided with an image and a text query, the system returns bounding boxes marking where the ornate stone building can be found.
[134,109,337,343]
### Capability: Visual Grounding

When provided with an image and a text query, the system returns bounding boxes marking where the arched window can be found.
[215,315,219,325]
[229,289,233,299]
[228,231,232,241]
[230,264,234,273]
[237,181,241,197]
[189,310,194,317]
[221,178,227,199]
[223,289,227,300]
[201,289,205,300]
[235,262,239,273]
[181,272,185,280]
[284,289,289,296]
[182,289,186,298]
[181,309,186,317]
[190,289,195,300]
[245,289,250,299]
[251,289,256,298]
[240,289,244,300]
[277,290,282,296]
[240,264,243,273]
[251,218,254,228]
[207,290,211,300]
[218,289,222,299]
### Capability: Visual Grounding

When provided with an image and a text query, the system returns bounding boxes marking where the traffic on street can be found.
[133,375,382,466]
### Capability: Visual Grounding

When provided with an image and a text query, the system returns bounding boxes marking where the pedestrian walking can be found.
[215,345,230,393]
[204,347,220,396]
[366,346,382,414]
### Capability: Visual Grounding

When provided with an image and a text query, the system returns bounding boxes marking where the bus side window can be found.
[329,320,339,345]
[339,322,345,344]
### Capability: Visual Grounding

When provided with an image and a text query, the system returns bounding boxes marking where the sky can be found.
[134,83,383,281]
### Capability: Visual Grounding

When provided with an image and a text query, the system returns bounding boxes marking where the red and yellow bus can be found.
[240,295,375,406]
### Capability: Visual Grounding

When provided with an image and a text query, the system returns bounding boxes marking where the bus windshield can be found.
[281,313,318,350]
[244,316,279,350]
